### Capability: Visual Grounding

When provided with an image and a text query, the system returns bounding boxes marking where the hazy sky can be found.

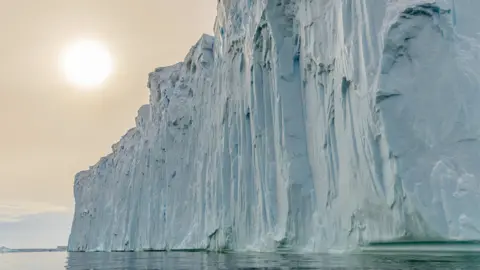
[0,0,216,248]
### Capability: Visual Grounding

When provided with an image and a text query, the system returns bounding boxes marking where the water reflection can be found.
[65,251,480,269]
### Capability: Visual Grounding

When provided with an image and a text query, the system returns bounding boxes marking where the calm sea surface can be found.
[2,250,480,269]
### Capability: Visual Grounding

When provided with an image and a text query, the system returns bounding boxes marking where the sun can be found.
[61,40,113,89]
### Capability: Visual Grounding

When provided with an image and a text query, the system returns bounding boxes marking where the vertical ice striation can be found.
[69,0,480,252]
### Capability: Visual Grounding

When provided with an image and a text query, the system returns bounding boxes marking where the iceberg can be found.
[68,0,480,252]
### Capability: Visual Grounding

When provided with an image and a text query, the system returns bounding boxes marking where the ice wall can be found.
[69,0,480,252]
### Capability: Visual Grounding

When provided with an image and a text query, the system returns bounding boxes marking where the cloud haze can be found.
[0,201,69,223]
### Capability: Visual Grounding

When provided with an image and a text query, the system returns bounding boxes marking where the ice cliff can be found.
[69,0,480,252]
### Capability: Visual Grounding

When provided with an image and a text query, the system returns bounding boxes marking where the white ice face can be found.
[68,0,480,252]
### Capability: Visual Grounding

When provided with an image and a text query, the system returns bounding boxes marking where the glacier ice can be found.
[68,0,480,252]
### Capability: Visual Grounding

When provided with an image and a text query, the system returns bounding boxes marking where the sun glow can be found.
[61,40,113,89]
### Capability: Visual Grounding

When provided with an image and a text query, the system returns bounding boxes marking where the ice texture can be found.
[68,0,480,252]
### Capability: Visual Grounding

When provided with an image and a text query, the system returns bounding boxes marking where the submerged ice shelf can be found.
[69,0,480,252]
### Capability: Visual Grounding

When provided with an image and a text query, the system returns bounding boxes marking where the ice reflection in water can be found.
[3,249,480,269]
[65,251,480,269]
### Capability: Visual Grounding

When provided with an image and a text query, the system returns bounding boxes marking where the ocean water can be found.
[2,249,480,269]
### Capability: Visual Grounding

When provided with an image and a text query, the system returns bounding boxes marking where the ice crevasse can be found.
[68,0,480,252]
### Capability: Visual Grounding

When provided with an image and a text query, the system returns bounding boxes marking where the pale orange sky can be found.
[0,0,216,248]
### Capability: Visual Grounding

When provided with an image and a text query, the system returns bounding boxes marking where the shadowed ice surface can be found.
[3,249,480,269]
